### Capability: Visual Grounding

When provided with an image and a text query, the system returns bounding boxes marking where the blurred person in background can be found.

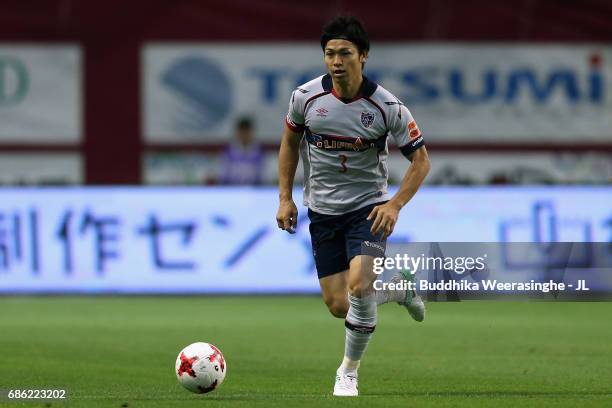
[218,117,264,185]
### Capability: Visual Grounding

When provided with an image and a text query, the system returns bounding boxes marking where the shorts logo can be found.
[360,111,375,128]
[363,241,385,252]
[316,108,329,117]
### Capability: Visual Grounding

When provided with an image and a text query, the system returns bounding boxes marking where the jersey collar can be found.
[321,74,378,103]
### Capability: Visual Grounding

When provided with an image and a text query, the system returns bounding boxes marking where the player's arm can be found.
[389,146,430,208]
[276,124,302,233]
[369,146,430,240]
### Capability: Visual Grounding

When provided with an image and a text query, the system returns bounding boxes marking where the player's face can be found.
[324,39,367,83]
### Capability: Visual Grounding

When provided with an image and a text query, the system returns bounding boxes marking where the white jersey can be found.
[286,74,425,215]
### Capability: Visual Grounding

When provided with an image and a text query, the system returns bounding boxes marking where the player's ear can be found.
[360,51,368,64]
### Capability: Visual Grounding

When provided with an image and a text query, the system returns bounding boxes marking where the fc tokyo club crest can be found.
[360,111,375,128]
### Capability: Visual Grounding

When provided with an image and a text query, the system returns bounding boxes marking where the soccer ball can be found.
[175,342,227,394]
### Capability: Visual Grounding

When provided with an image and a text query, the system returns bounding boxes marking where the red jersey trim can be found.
[285,116,305,132]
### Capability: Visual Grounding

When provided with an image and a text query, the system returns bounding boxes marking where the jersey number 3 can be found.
[338,154,348,173]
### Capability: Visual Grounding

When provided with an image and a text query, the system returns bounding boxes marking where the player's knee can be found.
[347,280,370,298]
[325,298,348,318]
[329,303,348,318]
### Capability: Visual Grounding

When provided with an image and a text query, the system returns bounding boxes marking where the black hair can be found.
[320,16,370,54]
[236,116,253,130]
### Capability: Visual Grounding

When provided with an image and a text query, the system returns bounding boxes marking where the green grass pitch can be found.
[0,296,611,407]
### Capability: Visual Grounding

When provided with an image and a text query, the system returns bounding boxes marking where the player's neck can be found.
[332,75,363,100]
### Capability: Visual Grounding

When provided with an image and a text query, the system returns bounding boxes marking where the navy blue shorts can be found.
[308,202,387,279]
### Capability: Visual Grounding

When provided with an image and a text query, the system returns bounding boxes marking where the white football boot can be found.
[333,369,358,397]
[397,270,426,322]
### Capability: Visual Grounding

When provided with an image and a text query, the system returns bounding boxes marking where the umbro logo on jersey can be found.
[360,111,375,128]
[316,108,329,117]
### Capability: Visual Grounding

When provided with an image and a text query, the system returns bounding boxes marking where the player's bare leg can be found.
[318,271,349,318]
[333,255,377,397]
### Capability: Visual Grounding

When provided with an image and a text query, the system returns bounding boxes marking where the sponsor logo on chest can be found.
[314,137,367,151]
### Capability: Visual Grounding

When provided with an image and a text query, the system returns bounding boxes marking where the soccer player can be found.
[276,16,430,397]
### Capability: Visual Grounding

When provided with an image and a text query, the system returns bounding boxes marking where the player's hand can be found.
[367,201,401,241]
[276,199,298,234]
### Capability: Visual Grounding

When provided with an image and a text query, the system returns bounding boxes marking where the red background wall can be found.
[0,0,610,184]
